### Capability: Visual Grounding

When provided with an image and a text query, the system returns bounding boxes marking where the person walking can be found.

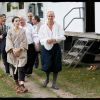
[19,17,39,77]
[0,14,3,58]
[38,11,66,90]
[5,16,28,93]
[32,15,42,68]
[0,14,10,76]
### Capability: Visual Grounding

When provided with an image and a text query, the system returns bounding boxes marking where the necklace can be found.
[14,28,19,33]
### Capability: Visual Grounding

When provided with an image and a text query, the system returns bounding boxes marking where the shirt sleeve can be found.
[38,25,49,45]
[31,25,39,44]
[55,25,66,43]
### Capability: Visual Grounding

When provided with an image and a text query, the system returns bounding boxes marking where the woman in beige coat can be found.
[5,16,28,93]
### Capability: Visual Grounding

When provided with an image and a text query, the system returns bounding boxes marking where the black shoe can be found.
[51,84,59,90]
[43,80,49,87]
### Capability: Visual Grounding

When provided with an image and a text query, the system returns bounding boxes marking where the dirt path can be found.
[31,73,76,98]
[24,77,58,98]
[0,60,76,98]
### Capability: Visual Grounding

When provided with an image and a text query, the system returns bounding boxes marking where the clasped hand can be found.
[47,39,56,44]
[13,48,21,57]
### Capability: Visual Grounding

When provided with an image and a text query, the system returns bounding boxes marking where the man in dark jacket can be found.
[0,14,2,56]
[0,14,10,76]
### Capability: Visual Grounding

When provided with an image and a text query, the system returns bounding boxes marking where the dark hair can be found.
[34,15,40,22]
[12,16,19,23]
[2,14,6,17]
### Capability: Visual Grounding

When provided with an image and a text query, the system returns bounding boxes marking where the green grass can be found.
[33,63,100,98]
[1,54,100,98]
[0,68,31,98]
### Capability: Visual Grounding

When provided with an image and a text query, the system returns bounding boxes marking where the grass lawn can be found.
[0,68,31,98]
[33,63,100,98]
[0,54,100,98]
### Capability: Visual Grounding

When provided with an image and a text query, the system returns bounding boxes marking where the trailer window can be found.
[37,3,43,18]
[7,2,11,12]
[19,2,24,9]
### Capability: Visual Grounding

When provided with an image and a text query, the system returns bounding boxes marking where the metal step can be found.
[63,59,79,64]
[78,38,93,42]
[63,59,73,64]
[73,45,88,49]
[73,45,84,49]
[68,52,79,56]
[63,37,95,67]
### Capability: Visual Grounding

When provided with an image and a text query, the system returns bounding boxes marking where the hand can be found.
[52,39,57,44]
[47,39,53,44]
[35,43,40,52]
[13,48,21,57]
[0,35,3,39]
[47,39,56,44]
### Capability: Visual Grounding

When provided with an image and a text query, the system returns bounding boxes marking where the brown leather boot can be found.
[16,84,28,93]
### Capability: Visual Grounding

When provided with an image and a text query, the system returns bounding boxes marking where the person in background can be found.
[3,14,11,32]
[38,11,66,90]
[0,14,10,76]
[0,15,3,59]
[5,16,28,93]
[19,17,39,77]
[27,12,33,25]
[0,44,1,59]
[32,15,42,33]
[32,15,42,68]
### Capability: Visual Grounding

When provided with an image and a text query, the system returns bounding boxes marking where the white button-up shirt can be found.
[33,22,42,34]
[20,23,39,45]
[38,22,66,50]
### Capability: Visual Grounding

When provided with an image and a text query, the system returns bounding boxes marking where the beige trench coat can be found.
[5,27,28,73]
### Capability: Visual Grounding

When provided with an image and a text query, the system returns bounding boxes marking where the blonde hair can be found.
[47,11,55,17]
[19,16,26,21]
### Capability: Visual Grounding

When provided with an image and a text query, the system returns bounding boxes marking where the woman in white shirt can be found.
[19,17,39,76]
[38,11,66,90]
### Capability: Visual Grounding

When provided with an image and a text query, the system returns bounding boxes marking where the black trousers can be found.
[24,44,37,74]
[34,51,39,68]
[1,49,10,73]
[11,65,25,81]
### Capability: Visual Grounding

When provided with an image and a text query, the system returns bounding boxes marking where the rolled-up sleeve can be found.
[55,25,66,42]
